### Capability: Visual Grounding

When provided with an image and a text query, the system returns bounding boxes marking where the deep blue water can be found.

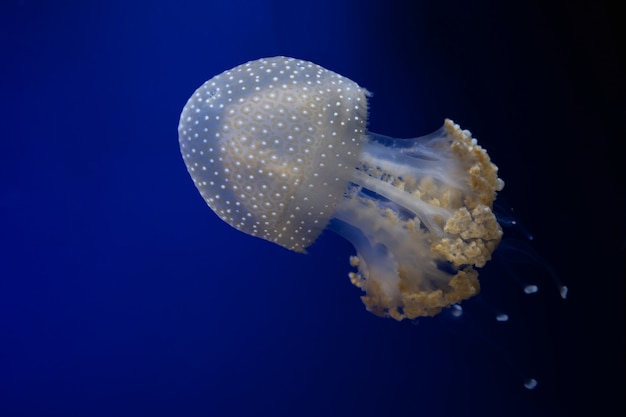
[1,1,624,416]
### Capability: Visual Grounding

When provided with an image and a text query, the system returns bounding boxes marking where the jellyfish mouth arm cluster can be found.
[328,119,504,320]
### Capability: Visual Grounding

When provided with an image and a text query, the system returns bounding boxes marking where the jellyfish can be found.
[178,56,504,320]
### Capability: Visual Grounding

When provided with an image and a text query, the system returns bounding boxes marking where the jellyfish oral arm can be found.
[327,120,504,320]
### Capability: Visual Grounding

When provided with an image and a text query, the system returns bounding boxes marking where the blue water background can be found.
[1,1,623,416]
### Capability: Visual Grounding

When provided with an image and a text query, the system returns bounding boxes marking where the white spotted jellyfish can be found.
[178,56,504,321]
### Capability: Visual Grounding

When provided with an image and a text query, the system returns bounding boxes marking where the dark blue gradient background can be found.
[1,1,623,416]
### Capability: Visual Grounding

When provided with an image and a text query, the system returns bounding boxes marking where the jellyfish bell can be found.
[178,56,504,321]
